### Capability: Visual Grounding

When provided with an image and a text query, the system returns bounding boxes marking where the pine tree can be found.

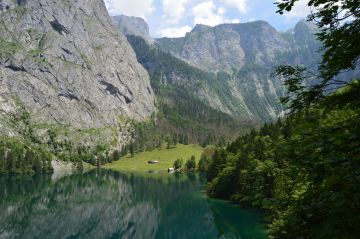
[112,150,121,161]
[185,155,196,171]
[166,136,171,150]
[33,157,42,174]
[0,145,6,173]
[130,144,134,158]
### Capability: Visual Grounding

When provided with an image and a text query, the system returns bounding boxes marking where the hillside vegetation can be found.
[203,0,360,238]
[127,35,255,146]
[204,86,360,237]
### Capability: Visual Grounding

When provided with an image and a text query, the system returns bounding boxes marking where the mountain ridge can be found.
[112,16,321,122]
[0,0,155,137]
[111,15,154,44]
[154,19,322,121]
[156,20,320,73]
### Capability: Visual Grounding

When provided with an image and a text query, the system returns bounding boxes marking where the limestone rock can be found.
[156,21,322,121]
[111,15,153,44]
[0,0,156,132]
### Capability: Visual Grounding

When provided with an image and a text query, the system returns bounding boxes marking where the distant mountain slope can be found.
[156,20,323,121]
[112,17,324,123]
[0,0,155,135]
[126,35,254,144]
[157,20,321,73]
[112,15,153,44]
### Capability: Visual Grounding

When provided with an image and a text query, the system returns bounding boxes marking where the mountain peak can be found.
[191,20,275,33]
[191,24,213,34]
[112,15,153,43]
[293,19,319,44]
[294,19,317,32]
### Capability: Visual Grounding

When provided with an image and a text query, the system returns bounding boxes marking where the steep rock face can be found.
[157,21,293,73]
[156,21,321,121]
[112,15,153,44]
[293,20,319,47]
[126,35,251,142]
[0,0,155,130]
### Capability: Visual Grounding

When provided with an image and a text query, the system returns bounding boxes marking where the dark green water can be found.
[0,170,266,239]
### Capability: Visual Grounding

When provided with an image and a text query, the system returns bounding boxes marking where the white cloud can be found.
[230,18,240,24]
[220,0,248,13]
[284,0,310,19]
[217,7,226,15]
[104,0,155,19]
[157,25,192,38]
[162,0,189,24]
[192,1,240,27]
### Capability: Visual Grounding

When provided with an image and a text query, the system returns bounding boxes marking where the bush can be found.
[112,150,121,161]
[173,158,183,170]
[185,155,196,171]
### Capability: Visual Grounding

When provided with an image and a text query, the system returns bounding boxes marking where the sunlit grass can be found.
[104,144,203,172]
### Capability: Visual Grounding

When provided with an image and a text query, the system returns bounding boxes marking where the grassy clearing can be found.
[104,144,203,172]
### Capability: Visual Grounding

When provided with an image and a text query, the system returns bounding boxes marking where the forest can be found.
[126,34,255,147]
[203,0,360,238]
[0,0,359,237]
[204,92,360,237]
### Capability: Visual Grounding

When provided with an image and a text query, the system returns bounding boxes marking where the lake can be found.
[0,170,266,239]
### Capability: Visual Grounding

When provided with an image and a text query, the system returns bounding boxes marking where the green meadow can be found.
[104,144,203,172]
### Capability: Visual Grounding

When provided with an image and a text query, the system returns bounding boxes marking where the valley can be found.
[105,144,203,172]
[0,0,359,238]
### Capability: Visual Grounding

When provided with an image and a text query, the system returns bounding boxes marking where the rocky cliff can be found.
[102,14,325,122]
[156,20,321,121]
[112,15,153,44]
[0,0,155,134]
[126,35,251,143]
[157,20,320,73]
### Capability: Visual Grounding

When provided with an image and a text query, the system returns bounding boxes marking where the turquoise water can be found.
[0,170,266,239]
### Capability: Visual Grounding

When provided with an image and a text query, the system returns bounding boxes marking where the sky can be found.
[104,0,311,38]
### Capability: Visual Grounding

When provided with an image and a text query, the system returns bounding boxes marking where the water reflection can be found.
[0,170,266,239]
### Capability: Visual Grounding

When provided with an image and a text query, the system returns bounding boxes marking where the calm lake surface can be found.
[0,170,266,239]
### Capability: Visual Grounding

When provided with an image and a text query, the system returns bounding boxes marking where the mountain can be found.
[157,20,320,73]
[155,20,322,121]
[126,35,254,145]
[114,18,321,123]
[0,0,155,139]
[112,16,322,122]
[112,15,153,44]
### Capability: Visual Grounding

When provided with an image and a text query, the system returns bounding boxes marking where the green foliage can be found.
[275,0,359,107]
[0,137,53,174]
[206,148,228,182]
[14,5,27,18]
[261,13,360,238]
[1,107,118,173]
[277,0,359,79]
[273,65,315,112]
[0,107,53,174]
[112,150,121,161]
[127,35,250,147]
[174,158,183,170]
[129,144,134,158]
[185,155,196,171]
[198,154,210,172]
[205,82,360,238]
[198,146,216,173]
[166,136,171,149]
[0,38,21,58]
[105,144,203,172]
